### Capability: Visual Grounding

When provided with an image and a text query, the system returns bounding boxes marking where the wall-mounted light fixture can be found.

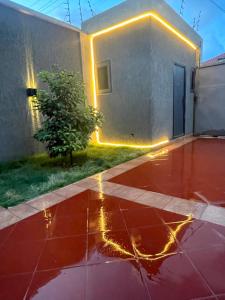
[26,88,37,97]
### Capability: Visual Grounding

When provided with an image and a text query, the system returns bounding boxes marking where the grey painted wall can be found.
[195,63,225,135]
[93,19,152,143]
[83,0,201,144]
[149,18,197,141]
[0,2,83,161]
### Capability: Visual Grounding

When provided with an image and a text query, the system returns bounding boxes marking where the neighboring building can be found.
[195,53,225,136]
[0,0,202,161]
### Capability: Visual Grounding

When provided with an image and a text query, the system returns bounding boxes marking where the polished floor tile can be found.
[169,220,225,251]
[154,207,193,224]
[88,210,126,233]
[86,260,149,300]
[0,273,32,300]
[110,139,225,206]
[186,245,225,294]
[123,207,163,229]
[47,213,87,238]
[139,252,213,300]
[26,266,86,300]
[0,239,44,276]
[87,230,135,264]
[37,235,87,271]
[55,192,88,217]
[0,225,15,247]
[129,225,179,258]
[119,198,148,210]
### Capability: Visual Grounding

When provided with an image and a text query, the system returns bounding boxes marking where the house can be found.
[195,52,225,136]
[81,0,202,149]
[0,0,202,161]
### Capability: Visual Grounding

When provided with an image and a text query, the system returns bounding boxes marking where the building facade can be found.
[195,55,225,136]
[0,0,202,161]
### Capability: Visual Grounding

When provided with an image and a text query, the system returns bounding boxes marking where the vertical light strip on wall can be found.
[90,11,199,148]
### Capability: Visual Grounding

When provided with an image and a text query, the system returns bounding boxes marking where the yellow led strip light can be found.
[90,11,198,148]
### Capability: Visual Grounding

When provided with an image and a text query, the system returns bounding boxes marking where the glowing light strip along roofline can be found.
[90,11,198,148]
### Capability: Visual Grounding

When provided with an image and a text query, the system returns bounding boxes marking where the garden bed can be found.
[0,145,149,208]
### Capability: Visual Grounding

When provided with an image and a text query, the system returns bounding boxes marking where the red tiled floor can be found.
[37,235,87,271]
[88,194,120,213]
[88,210,126,233]
[55,192,88,216]
[110,139,225,206]
[0,225,15,247]
[87,230,135,264]
[139,252,213,300]
[1,149,225,300]
[0,239,44,276]
[123,207,163,229]
[0,273,32,300]
[26,267,86,300]
[48,213,87,238]
[86,260,149,300]
[186,245,225,294]
[154,207,193,224]
[129,225,179,258]
[169,220,225,251]
[119,198,148,210]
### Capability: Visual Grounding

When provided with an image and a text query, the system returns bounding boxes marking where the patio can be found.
[0,137,225,299]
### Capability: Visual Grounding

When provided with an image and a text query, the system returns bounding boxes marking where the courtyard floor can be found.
[0,137,225,300]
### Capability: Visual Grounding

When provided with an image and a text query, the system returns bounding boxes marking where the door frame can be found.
[173,63,186,139]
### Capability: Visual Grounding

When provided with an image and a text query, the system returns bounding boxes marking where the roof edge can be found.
[0,0,81,33]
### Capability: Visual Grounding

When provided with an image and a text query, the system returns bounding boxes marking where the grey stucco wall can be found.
[83,0,201,145]
[93,19,152,143]
[0,3,83,161]
[195,63,225,135]
[149,18,197,141]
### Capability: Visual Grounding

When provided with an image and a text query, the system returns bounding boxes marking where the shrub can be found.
[33,67,103,164]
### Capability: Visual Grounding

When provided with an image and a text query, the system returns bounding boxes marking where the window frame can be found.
[96,60,112,94]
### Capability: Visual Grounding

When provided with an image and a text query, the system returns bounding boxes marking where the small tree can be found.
[33,67,103,165]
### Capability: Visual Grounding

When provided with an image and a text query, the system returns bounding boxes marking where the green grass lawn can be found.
[0,145,149,208]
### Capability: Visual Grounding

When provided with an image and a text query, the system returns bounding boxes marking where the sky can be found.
[12,0,225,61]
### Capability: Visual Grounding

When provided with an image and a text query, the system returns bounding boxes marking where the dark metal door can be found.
[173,64,186,138]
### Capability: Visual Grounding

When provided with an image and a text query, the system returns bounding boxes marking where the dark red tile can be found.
[123,207,163,229]
[109,139,225,207]
[27,206,57,223]
[218,295,225,300]
[0,273,32,300]
[169,220,225,251]
[87,260,149,300]
[37,235,86,271]
[187,245,225,294]
[48,213,87,238]
[55,192,88,217]
[87,230,135,264]
[26,266,86,300]
[139,252,213,300]
[0,239,44,276]
[10,218,49,242]
[119,198,148,210]
[129,225,179,258]
[88,193,120,213]
[154,208,193,224]
[88,210,126,233]
[0,225,15,247]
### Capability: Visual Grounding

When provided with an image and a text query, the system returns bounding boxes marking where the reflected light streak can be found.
[96,175,192,260]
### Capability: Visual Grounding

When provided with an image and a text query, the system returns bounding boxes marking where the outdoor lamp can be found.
[26,88,37,97]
